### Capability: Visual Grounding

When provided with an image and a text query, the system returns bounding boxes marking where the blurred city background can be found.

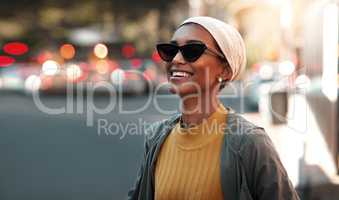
[0,0,338,199]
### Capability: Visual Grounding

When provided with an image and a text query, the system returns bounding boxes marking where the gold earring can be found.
[218,77,223,83]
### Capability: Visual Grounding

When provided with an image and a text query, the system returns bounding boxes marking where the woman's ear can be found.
[217,64,232,91]
[221,64,232,82]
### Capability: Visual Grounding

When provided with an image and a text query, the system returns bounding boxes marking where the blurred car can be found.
[1,58,170,96]
[23,61,80,95]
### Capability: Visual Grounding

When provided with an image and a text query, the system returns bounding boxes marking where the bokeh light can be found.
[152,51,161,63]
[95,60,109,74]
[259,64,274,80]
[3,42,29,56]
[36,51,53,64]
[0,56,15,67]
[66,64,82,81]
[42,60,59,76]
[94,43,108,59]
[121,44,135,58]
[111,69,125,85]
[130,58,142,69]
[278,60,295,76]
[25,75,41,91]
[60,44,76,59]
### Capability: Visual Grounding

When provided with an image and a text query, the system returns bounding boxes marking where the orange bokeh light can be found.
[59,44,75,60]
[96,60,109,74]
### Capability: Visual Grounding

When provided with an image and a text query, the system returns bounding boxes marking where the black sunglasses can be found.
[156,42,226,63]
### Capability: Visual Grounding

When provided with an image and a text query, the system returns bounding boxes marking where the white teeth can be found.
[172,71,191,77]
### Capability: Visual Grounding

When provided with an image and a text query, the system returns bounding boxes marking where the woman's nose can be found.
[172,50,186,64]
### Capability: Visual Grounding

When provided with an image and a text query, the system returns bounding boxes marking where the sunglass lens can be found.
[156,44,178,62]
[181,43,206,62]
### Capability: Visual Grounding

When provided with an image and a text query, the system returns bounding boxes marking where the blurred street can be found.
[0,92,250,200]
[0,93,168,200]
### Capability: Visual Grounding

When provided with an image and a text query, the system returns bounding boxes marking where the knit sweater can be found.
[155,104,227,200]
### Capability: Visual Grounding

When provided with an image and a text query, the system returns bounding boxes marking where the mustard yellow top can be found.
[155,104,228,200]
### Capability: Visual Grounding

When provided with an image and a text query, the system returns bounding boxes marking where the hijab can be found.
[180,16,246,80]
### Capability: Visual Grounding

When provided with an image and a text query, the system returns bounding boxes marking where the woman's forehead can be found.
[171,23,215,46]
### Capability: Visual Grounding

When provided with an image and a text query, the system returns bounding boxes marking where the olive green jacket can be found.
[127,112,300,200]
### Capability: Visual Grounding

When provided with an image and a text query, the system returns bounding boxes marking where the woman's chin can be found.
[168,84,200,98]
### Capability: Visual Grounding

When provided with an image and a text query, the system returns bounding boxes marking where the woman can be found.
[128,16,299,200]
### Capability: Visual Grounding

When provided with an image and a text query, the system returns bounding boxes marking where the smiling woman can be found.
[127,16,300,200]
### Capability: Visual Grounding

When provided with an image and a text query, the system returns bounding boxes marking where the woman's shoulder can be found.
[225,113,272,152]
[227,113,265,135]
[143,114,180,146]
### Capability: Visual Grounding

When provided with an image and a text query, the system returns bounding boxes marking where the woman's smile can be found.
[168,69,194,84]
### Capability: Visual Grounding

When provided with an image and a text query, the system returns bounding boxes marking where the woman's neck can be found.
[180,92,220,126]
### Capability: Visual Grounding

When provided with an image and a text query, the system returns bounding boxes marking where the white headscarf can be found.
[179,16,246,80]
